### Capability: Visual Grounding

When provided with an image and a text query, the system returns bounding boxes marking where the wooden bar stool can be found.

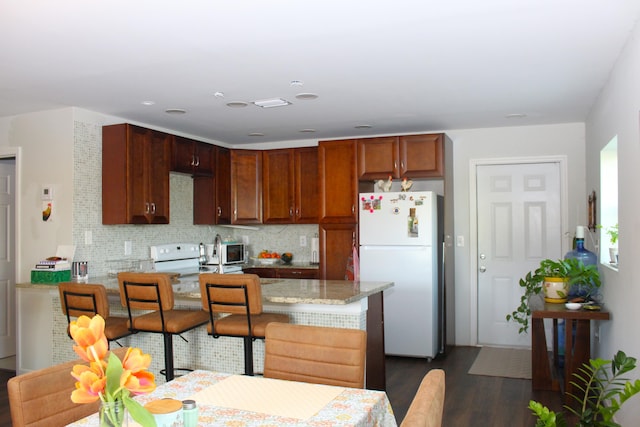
[199,273,290,376]
[118,272,209,381]
[58,282,130,345]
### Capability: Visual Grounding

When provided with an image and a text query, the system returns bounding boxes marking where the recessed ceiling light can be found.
[299,129,316,133]
[214,91,225,98]
[355,124,372,129]
[253,98,291,108]
[165,108,186,114]
[248,132,265,137]
[295,93,318,100]
[290,80,304,87]
[141,101,155,106]
[226,101,249,108]
[505,113,527,119]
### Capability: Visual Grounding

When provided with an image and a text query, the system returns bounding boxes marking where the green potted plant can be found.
[506,258,601,333]
[606,223,618,264]
[529,350,640,427]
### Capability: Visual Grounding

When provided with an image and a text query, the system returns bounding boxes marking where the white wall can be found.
[585,18,640,425]
[445,123,587,345]
[0,109,75,283]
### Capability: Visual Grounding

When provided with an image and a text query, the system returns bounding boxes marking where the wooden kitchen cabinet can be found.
[357,133,445,180]
[318,139,359,223]
[193,146,231,225]
[231,149,262,224]
[242,267,277,278]
[171,136,214,176]
[276,268,319,279]
[102,123,171,224]
[263,147,318,224]
[319,223,357,280]
[242,267,318,279]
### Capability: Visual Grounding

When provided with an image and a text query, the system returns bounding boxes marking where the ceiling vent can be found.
[252,98,291,108]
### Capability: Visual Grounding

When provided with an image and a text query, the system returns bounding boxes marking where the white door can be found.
[477,162,562,347]
[0,159,16,357]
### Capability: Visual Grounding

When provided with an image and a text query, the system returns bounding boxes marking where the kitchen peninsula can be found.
[16,277,392,390]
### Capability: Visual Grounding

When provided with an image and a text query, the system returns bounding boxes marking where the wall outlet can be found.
[242,235,250,245]
[84,230,92,245]
[124,240,132,256]
[300,235,307,247]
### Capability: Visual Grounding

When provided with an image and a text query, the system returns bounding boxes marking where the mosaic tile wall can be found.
[72,121,318,278]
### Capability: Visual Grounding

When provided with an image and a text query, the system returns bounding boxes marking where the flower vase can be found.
[100,400,128,427]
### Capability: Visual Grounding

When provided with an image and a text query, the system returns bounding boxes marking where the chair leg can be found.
[164,333,174,382]
[243,336,254,376]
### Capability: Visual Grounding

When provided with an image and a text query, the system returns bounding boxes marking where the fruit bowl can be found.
[281,253,293,264]
[252,257,280,265]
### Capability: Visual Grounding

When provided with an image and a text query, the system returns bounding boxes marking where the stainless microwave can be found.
[219,242,246,265]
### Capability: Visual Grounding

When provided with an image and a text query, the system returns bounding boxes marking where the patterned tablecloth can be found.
[69,370,398,426]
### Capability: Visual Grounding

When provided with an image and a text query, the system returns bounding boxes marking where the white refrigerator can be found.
[359,191,444,359]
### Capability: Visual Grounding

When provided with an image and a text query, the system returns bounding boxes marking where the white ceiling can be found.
[2,0,639,145]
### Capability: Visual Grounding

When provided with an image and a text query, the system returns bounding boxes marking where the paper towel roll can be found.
[311,237,320,264]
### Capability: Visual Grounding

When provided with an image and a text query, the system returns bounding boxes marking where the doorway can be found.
[471,158,566,347]
[0,157,16,357]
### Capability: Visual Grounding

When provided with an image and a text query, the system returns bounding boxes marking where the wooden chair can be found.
[198,273,290,376]
[118,272,209,381]
[58,282,130,345]
[400,369,446,427]
[263,322,367,388]
[8,347,128,427]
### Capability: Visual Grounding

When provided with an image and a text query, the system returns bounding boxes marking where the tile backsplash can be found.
[73,121,317,278]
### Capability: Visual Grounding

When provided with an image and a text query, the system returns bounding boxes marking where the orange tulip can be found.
[70,364,106,403]
[69,315,108,363]
[121,347,152,373]
[121,369,156,395]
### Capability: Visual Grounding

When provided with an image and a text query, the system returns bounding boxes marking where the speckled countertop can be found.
[18,275,392,306]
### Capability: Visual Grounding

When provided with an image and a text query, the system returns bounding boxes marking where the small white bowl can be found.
[565,302,582,310]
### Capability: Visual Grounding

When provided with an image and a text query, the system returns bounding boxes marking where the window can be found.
[599,136,618,266]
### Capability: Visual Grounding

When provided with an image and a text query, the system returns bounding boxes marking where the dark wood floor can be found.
[0,346,566,426]
[386,346,567,426]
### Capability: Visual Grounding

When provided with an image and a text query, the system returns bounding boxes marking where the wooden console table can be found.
[531,303,610,400]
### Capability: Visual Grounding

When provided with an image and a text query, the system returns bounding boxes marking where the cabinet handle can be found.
[194,155,200,167]
[289,208,294,217]
[190,155,196,167]
[401,161,405,170]
[351,205,355,214]
[394,161,397,169]
[150,203,156,214]
[217,207,222,217]
[145,202,150,214]
[295,208,300,217]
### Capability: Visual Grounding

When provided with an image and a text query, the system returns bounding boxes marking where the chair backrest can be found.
[58,282,110,320]
[400,369,446,427]
[8,347,128,427]
[198,273,263,315]
[263,322,367,388]
[117,272,174,311]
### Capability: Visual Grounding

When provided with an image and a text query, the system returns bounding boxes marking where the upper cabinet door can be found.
[171,136,214,176]
[263,149,295,224]
[102,123,171,224]
[294,147,319,223]
[357,136,399,180]
[231,149,263,224]
[318,139,358,223]
[398,134,444,178]
[192,146,231,225]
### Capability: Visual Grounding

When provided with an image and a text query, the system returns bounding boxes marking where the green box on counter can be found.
[31,269,71,284]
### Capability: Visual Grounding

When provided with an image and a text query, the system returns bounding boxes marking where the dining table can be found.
[68,370,398,426]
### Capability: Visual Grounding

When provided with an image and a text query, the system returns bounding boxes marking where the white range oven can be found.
[150,243,243,276]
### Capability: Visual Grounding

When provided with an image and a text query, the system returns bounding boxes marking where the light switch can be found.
[456,235,465,247]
